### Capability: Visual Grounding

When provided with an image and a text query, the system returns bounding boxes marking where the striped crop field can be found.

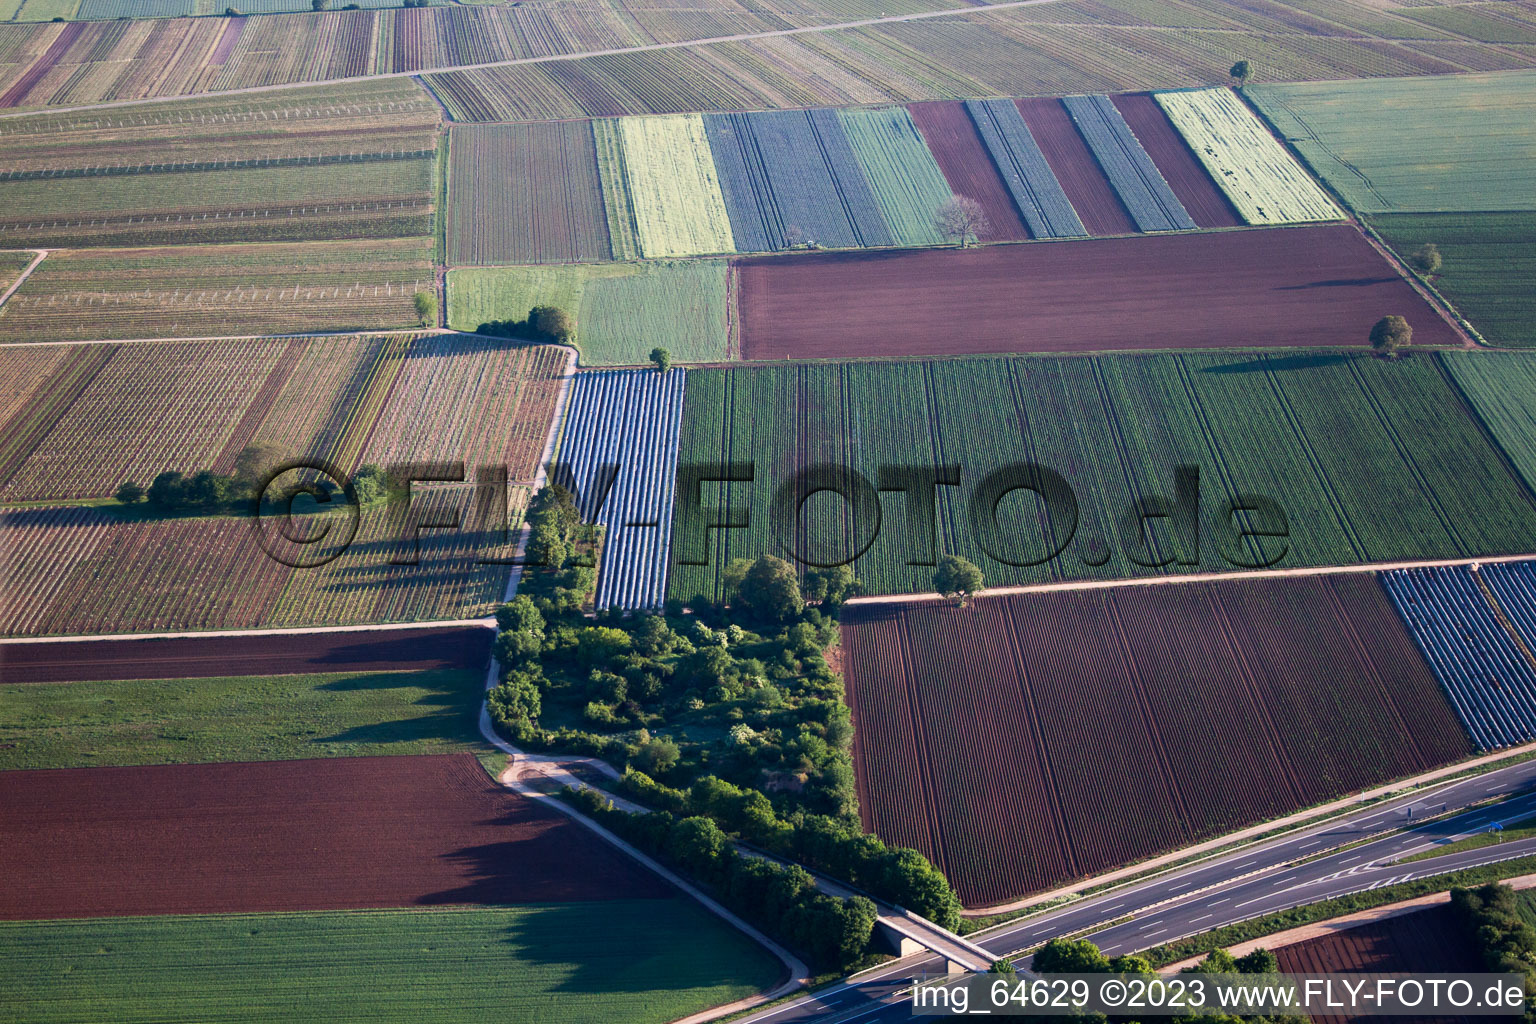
[0,250,36,292]
[1382,561,1536,750]
[703,109,891,252]
[836,106,953,247]
[667,352,1536,603]
[1374,213,1536,348]
[618,114,736,259]
[1440,351,1536,488]
[842,575,1471,905]
[447,262,729,366]
[1060,94,1194,233]
[965,98,1085,239]
[0,238,433,341]
[1156,87,1342,225]
[592,119,643,262]
[0,334,567,502]
[554,368,687,611]
[1250,71,1536,213]
[447,123,611,265]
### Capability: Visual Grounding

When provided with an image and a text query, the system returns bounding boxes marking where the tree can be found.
[934,195,988,248]
[1370,314,1413,357]
[311,0,326,9]
[736,554,804,623]
[1230,59,1252,87]
[879,846,962,930]
[115,480,144,504]
[990,958,1017,973]
[413,289,437,326]
[1408,242,1442,276]
[1235,948,1280,974]
[1110,954,1155,974]
[527,522,570,569]
[1034,937,1112,974]
[352,463,386,504]
[1186,949,1240,974]
[650,346,672,373]
[495,594,544,638]
[488,671,541,724]
[147,471,187,511]
[635,735,682,776]
[531,305,575,343]
[803,564,856,606]
[933,554,984,605]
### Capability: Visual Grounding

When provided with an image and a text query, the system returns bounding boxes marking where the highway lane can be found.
[738,757,1536,1023]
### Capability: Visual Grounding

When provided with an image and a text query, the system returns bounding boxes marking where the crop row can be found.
[1382,563,1536,750]
[1061,94,1194,232]
[841,574,1470,905]
[553,368,687,611]
[964,98,1085,239]
[667,352,1536,602]
[1155,87,1342,225]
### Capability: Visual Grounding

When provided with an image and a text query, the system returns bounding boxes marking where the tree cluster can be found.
[475,306,574,345]
[569,786,877,971]
[114,445,386,516]
[1452,883,1536,1023]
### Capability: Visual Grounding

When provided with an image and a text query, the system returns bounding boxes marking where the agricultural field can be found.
[0,624,490,683]
[618,114,736,259]
[0,666,488,769]
[1060,93,1194,232]
[0,249,36,292]
[666,351,1536,603]
[733,225,1457,360]
[1110,92,1241,228]
[422,4,1536,124]
[0,753,670,918]
[965,98,1085,239]
[1382,561,1536,750]
[0,335,566,502]
[704,108,891,251]
[1442,351,1536,489]
[1251,71,1536,213]
[0,238,434,341]
[1372,213,1536,348]
[0,902,783,1024]
[447,262,729,366]
[1155,88,1343,224]
[447,123,610,265]
[836,106,953,247]
[907,101,1029,242]
[1,0,1532,112]
[1275,905,1483,996]
[1015,96,1137,237]
[555,368,687,611]
[840,575,1471,905]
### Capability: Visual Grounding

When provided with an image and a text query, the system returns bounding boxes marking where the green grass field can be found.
[838,107,952,247]
[1442,350,1536,492]
[1251,72,1536,213]
[1400,814,1536,864]
[0,902,783,1023]
[0,669,487,770]
[1373,213,1536,348]
[670,352,1536,601]
[447,261,729,365]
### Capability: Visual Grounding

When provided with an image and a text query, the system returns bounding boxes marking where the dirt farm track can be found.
[0,754,670,919]
[735,225,1460,361]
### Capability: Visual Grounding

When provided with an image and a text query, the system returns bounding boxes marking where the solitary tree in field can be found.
[933,554,984,606]
[311,0,327,10]
[413,289,437,327]
[1409,242,1443,277]
[1230,59,1252,87]
[531,305,575,344]
[934,195,988,248]
[650,346,672,373]
[1370,315,1413,358]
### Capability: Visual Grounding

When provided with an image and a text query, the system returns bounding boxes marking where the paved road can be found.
[740,758,1536,1023]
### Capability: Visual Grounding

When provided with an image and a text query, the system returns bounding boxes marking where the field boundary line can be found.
[1,617,494,644]
[0,0,1079,122]
[0,248,48,308]
[847,550,1536,610]
[0,326,461,348]
[962,737,1536,918]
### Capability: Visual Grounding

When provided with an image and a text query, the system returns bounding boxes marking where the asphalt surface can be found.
[741,756,1536,1023]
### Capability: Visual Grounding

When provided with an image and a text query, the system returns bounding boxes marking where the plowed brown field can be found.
[0,626,491,684]
[735,225,1460,361]
[0,754,669,919]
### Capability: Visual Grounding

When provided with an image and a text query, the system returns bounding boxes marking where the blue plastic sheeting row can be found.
[554,368,686,612]
[964,98,1086,239]
[702,109,892,253]
[1482,561,1536,657]
[1382,564,1536,750]
[1062,94,1195,233]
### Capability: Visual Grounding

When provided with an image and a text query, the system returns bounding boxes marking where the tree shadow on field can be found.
[310,669,483,748]
[1201,352,1360,375]
[1274,276,1397,290]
